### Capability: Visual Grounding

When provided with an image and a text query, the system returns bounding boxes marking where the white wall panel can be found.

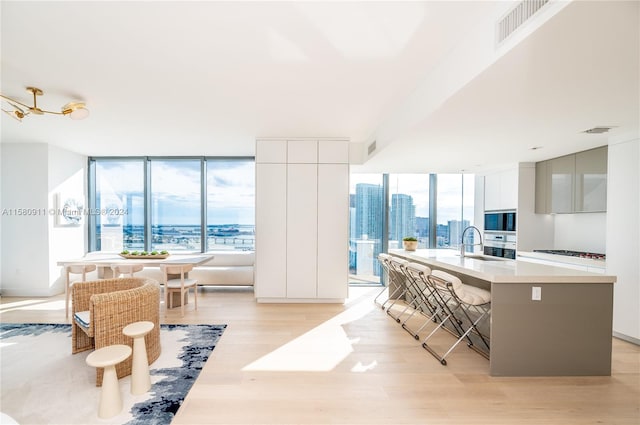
[606,137,640,342]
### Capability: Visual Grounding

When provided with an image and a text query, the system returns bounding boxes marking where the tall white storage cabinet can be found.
[255,141,287,299]
[255,139,349,303]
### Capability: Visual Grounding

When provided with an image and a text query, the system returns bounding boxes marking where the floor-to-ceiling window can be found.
[151,159,202,252]
[349,174,385,284]
[206,159,255,251]
[91,159,145,252]
[89,157,254,253]
[349,172,475,285]
[436,174,465,248]
[388,174,430,249]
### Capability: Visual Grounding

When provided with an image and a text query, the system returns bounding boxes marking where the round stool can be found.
[123,321,155,395]
[86,344,132,419]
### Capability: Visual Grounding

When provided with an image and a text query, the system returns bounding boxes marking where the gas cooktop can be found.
[533,249,606,261]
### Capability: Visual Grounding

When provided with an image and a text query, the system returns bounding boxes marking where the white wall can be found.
[517,163,554,253]
[553,213,607,253]
[1,143,51,295]
[0,143,87,296]
[47,145,88,294]
[606,135,640,343]
[0,144,3,292]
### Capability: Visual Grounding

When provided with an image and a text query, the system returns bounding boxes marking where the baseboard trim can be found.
[256,297,345,304]
[613,331,640,346]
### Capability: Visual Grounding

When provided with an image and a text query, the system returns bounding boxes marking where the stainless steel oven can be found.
[483,232,517,259]
[484,211,516,232]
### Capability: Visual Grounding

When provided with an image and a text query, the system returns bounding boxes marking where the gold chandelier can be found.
[1,86,89,122]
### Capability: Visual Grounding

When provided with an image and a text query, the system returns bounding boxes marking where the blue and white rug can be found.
[0,323,226,425]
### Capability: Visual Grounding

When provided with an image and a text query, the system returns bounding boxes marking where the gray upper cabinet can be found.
[574,146,607,212]
[549,154,575,214]
[535,146,607,214]
[535,161,548,214]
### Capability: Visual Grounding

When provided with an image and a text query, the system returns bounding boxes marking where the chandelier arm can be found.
[1,88,88,119]
[0,94,31,110]
[1,94,65,115]
[40,110,65,116]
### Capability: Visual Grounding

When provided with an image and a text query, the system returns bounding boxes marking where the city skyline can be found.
[349,180,473,279]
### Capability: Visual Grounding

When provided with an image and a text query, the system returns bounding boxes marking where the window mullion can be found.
[429,174,437,249]
[144,157,152,252]
[201,158,207,253]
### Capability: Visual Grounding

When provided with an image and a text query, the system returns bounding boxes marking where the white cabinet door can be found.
[485,169,518,211]
[288,140,318,164]
[255,164,287,298]
[286,164,318,298]
[256,140,287,163]
[317,164,349,299]
[484,173,501,211]
[318,140,349,163]
[501,168,518,210]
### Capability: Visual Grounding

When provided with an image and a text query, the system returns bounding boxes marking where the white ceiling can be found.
[1,1,638,173]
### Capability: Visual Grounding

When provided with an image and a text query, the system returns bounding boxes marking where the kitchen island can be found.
[389,249,616,376]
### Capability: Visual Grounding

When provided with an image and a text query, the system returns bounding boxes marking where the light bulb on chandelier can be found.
[1,86,89,122]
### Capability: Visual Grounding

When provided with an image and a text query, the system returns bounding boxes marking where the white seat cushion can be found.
[431,270,490,305]
[74,310,90,327]
[459,285,491,305]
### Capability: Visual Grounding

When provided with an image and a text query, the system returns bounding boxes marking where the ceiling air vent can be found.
[582,126,614,134]
[367,140,377,155]
[497,0,550,44]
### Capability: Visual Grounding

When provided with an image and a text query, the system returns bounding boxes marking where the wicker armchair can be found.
[71,277,161,386]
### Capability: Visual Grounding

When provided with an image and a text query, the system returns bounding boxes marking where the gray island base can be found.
[389,249,615,376]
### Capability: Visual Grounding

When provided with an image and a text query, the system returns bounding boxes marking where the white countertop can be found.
[517,250,606,269]
[389,249,616,284]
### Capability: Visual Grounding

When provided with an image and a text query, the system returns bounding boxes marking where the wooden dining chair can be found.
[110,264,144,278]
[159,264,198,317]
[64,263,97,319]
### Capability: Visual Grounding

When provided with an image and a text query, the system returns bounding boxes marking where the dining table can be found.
[57,252,215,307]
[57,252,215,277]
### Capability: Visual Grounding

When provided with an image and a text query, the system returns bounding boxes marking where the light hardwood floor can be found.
[2,286,639,424]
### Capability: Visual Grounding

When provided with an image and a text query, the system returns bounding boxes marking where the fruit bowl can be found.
[119,251,170,259]
[119,254,169,259]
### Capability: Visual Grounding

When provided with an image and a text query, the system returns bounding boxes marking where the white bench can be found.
[137,251,254,287]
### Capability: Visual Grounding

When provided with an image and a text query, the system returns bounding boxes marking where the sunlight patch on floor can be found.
[0,298,64,312]
[242,293,377,372]
[351,360,378,372]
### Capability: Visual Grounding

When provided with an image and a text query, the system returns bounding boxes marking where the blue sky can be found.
[96,159,254,225]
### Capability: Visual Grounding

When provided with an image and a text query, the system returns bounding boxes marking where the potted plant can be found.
[402,237,418,251]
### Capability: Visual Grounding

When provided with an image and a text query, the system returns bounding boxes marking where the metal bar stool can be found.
[393,261,432,330]
[421,270,491,365]
[374,253,393,308]
[400,262,439,340]
[385,257,411,322]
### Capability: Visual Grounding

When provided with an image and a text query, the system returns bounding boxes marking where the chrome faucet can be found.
[460,226,483,257]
